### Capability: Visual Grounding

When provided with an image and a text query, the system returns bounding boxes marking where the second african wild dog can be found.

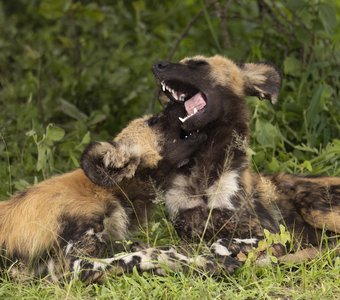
[0,103,217,283]
[82,55,339,272]
[151,55,340,263]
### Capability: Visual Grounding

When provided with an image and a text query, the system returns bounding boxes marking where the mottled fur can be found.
[0,103,212,283]
[3,54,338,283]
[77,55,339,278]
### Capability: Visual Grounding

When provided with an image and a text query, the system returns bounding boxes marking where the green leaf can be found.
[59,99,88,121]
[306,84,324,125]
[132,1,145,12]
[283,56,303,77]
[294,144,319,154]
[270,256,278,263]
[268,157,280,172]
[264,229,271,240]
[75,132,91,150]
[286,0,307,11]
[302,160,313,172]
[88,113,107,126]
[36,145,48,172]
[46,124,65,142]
[279,224,286,235]
[255,120,281,149]
[318,3,337,35]
[39,0,69,20]
[70,152,80,167]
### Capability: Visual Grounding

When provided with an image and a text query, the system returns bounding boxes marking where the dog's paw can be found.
[80,141,141,187]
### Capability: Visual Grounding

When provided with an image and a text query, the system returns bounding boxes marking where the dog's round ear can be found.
[240,62,281,104]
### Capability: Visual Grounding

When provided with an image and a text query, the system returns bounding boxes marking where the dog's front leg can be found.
[164,174,211,241]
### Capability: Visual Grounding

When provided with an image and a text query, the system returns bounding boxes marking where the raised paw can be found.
[80,141,141,188]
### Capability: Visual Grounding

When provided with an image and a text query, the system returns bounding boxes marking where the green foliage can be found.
[0,1,339,296]
[0,0,339,197]
[246,225,292,264]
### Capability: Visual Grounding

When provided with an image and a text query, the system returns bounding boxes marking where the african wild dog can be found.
[0,103,219,283]
[150,55,339,263]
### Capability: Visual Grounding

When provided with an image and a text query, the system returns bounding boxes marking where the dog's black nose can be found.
[153,61,170,72]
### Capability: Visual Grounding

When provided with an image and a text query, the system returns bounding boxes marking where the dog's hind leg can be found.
[272,174,340,234]
[294,184,340,233]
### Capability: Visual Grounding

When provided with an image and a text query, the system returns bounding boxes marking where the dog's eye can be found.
[186,60,208,67]
[193,60,208,66]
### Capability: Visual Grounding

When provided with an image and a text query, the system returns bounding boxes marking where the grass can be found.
[0,210,339,300]
[0,1,339,298]
[0,248,339,299]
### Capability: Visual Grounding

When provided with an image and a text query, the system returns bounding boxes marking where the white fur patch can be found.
[165,175,205,218]
[86,228,95,236]
[211,243,232,256]
[47,259,58,282]
[92,258,115,271]
[64,243,74,256]
[121,253,135,265]
[72,259,82,276]
[103,203,129,240]
[233,238,258,245]
[189,255,209,267]
[207,171,239,210]
[140,252,158,270]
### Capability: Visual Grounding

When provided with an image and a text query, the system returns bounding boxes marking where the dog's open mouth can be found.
[160,80,207,123]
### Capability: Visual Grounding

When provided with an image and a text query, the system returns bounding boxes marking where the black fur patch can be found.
[58,214,105,247]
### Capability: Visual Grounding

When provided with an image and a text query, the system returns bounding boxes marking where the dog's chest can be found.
[188,163,241,212]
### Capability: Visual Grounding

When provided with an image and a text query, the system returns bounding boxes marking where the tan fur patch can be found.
[278,247,320,263]
[300,209,340,233]
[181,55,245,97]
[256,175,278,204]
[103,203,129,240]
[241,169,253,195]
[242,63,272,86]
[299,176,340,187]
[0,170,112,259]
[114,116,163,168]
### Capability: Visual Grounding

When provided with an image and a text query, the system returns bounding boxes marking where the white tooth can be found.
[179,94,185,101]
[179,115,189,123]
[162,83,166,91]
[194,107,197,114]
[173,92,178,100]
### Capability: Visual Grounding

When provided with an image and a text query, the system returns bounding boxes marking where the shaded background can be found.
[0,0,339,198]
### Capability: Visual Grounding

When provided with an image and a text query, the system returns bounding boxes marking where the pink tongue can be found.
[184,92,206,115]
